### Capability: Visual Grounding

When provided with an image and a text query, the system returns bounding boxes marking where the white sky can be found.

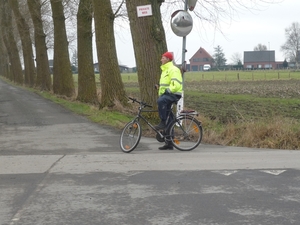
[114,0,299,67]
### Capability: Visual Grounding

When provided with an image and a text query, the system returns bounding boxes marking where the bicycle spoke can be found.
[120,121,141,153]
[170,117,202,151]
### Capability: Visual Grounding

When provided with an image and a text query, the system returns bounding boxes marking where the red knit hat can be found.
[162,52,173,60]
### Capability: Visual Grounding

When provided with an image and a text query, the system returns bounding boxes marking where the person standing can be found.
[155,52,183,150]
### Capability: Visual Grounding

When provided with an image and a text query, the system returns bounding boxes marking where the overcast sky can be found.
[113,0,299,67]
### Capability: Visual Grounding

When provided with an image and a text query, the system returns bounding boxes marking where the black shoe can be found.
[158,144,173,150]
[155,121,166,130]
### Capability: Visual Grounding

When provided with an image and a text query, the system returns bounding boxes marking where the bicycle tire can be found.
[120,120,142,153]
[169,116,203,151]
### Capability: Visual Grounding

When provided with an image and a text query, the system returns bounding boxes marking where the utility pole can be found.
[177,0,188,116]
[170,0,196,116]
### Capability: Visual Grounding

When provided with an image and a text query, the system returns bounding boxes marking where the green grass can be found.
[7,70,300,150]
[72,70,300,87]
[120,72,300,124]
[183,70,300,81]
[117,72,300,149]
[185,91,300,123]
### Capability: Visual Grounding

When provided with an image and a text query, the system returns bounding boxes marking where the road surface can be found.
[0,78,299,225]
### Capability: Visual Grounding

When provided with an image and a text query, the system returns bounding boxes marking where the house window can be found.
[203,58,209,62]
[193,58,200,62]
[264,64,272,69]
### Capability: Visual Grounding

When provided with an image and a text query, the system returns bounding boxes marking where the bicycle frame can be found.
[120,97,203,152]
[133,107,174,140]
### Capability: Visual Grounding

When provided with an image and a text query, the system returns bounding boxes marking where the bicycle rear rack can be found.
[180,110,198,116]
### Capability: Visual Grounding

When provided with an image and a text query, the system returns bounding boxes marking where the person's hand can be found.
[164,88,171,94]
[154,84,159,90]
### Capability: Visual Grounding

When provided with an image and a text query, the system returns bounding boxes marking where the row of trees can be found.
[0,0,287,109]
[0,0,168,108]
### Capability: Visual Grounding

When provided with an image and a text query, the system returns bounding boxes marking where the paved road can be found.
[0,78,300,225]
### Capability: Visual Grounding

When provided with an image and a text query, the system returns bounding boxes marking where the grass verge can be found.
[3,75,300,150]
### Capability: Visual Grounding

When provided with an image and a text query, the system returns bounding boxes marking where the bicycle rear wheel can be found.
[169,116,203,151]
[120,120,142,153]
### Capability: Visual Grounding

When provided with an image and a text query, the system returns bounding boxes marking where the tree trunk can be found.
[9,0,36,87]
[76,0,98,104]
[0,29,10,79]
[27,0,51,91]
[0,0,23,84]
[93,0,127,108]
[126,0,167,107]
[50,0,75,97]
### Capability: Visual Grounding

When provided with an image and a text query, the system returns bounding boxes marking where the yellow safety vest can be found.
[158,61,183,96]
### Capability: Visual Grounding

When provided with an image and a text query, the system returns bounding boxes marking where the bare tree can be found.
[0,0,23,84]
[40,0,54,50]
[50,0,75,97]
[126,0,167,107]
[9,0,36,87]
[231,52,242,65]
[76,0,98,104]
[254,43,267,51]
[27,0,52,91]
[281,22,300,69]
[93,0,127,108]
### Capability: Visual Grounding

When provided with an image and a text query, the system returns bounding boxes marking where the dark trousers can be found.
[157,93,181,126]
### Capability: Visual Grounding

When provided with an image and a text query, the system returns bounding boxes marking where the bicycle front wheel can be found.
[169,116,203,151]
[120,120,142,153]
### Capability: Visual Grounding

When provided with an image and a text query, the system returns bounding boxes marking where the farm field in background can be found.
[70,70,300,149]
[119,70,300,82]
[118,70,300,149]
[184,70,300,81]
[73,69,300,85]
[78,70,300,123]
[72,70,300,123]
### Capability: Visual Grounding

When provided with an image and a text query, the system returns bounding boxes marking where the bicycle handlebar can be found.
[128,97,152,108]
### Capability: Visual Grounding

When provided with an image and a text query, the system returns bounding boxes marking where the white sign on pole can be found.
[177,91,184,118]
[137,4,152,17]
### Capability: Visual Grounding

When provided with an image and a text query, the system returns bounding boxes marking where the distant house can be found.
[48,59,77,74]
[189,47,214,71]
[93,63,131,73]
[119,65,130,73]
[244,51,283,69]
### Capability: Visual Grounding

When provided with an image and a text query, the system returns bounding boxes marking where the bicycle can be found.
[120,97,203,153]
